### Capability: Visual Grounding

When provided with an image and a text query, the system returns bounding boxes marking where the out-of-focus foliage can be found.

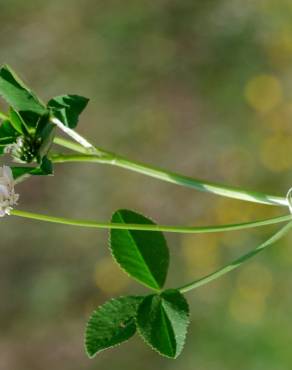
[0,1,292,369]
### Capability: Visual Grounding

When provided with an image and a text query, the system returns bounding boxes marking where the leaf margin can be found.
[109,208,170,291]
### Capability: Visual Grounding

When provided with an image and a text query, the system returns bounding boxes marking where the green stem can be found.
[52,137,287,207]
[10,209,292,234]
[178,221,292,293]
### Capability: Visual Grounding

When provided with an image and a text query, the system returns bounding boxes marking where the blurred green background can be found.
[1,1,292,369]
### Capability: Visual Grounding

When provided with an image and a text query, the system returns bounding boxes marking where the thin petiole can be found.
[10,209,292,234]
[178,221,292,294]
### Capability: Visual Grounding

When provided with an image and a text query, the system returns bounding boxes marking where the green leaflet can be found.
[12,156,53,180]
[0,65,47,115]
[35,117,56,160]
[38,156,53,175]
[9,107,29,135]
[12,166,35,180]
[85,296,143,358]
[137,290,190,358]
[0,119,18,144]
[110,209,169,290]
[0,67,89,162]
[48,94,89,128]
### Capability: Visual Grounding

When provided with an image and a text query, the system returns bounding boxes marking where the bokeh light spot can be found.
[229,262,273,325]
[245,74,283,113]
[260,134,292,172]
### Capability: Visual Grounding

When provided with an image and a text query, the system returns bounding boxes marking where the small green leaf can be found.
[39,156,53,175]
[85,296,143,358]
[11,166,35,180]
[11,159,53,180]
[0,65,47,115]
[0,120,18,155]
[110,209,169,290]
[0,137,16,146]
[0,119,18,142]
[137,290,190,358]
[48,94,89,128]
[9,107,29,135]
[35,117,55,160]
[19,111,43,129]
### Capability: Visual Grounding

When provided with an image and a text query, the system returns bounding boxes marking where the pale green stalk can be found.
[178,221,292,293]
[52,137,287,207]
[10,209,292,234]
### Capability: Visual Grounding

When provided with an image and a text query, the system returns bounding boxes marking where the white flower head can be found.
[0,165,19,217]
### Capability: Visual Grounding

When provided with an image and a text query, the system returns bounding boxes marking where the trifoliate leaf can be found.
[137,290,190,358]
[85,296,143,358]
[0,65,47,115]
[110,209,169,291]
[48,94,89,128]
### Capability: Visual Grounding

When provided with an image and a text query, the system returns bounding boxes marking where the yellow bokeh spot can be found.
[181,234,220,276]
[245,74,283,114]
[212,198,261,246]
[264,28,292,68]
[260,133,292,172]
[181,234,226,303]
[229,262,273,325]
[236,262,274,300]
[213,198,263,225]
[263,103,292,132]
[229,294,266,325]
[94,256,130,295]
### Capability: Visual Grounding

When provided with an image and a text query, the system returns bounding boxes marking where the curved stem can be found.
[178,221,292,293]
[52,137,287,207]
[10,209,292,234]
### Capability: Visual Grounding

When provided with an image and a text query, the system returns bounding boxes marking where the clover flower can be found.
[0,165,19,217]
[4,136,38,163]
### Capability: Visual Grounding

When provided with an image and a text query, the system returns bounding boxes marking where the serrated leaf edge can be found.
[135,291,190,359]
[84,295,144,358]
[108,208,169,291]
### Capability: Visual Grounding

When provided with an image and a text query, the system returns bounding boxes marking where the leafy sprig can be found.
[0,64,89,177]
[84,209,292,358]
[0,65,291,359]
[86,209,190,358]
